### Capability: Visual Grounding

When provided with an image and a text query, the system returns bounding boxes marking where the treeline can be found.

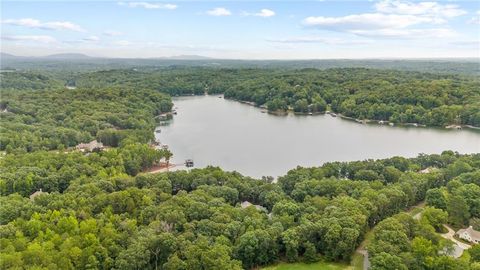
[0,87,172,152]
[0,71,64,91]
[1,152,479,269]
[3,57,479,76]
[4,68,479,127]
[74,67,480,127]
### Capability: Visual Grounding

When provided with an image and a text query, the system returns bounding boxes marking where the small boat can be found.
[155,129,161,133]
[308,112,313,115]
[218,96,223,99]
[330,113,337,117]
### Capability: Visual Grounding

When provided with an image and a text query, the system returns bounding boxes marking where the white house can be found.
[456,226,480,244]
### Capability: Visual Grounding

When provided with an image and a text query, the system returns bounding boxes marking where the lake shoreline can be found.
[221,96,480,131]
[161,95,480,178]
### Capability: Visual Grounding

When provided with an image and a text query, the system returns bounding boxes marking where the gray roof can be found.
[240,201,267,212]
[456,226,480,240]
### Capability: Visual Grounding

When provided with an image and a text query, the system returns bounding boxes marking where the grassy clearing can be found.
[262,261,352,270]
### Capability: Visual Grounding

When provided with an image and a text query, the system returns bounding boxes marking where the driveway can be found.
[440,224,471,258]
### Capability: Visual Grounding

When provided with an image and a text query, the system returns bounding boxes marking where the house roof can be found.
[457,226,480,240]
[419,167,437,174]
[29,189,47,200]
[240,201,267,212]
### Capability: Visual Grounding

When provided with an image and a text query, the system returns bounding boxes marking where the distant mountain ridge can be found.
[44,53,93,59]
[159,55,213,60]
[0,52,21,59]
[1,52,213,60]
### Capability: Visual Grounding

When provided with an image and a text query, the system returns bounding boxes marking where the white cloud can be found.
[303,13,434,30]
[2,18,85,32]
[468,17,480,25]
[268,36,371,45]
[450,40,480,48]
[83,35,100,42]
[243,9,275,18]
[206,7,231,16]
[302,0,466,39]
[103,30,123,36]
[468,10,480,25]
[257,9,275,17]
[351,28,457,39]
[118,2,177,10]
[2,35,57,43]
[114,40,131,46]
[375,0,466,18]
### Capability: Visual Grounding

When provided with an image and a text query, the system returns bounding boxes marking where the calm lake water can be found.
[156,95,480,178]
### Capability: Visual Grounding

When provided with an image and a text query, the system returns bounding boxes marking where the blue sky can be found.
[1,0,479,59]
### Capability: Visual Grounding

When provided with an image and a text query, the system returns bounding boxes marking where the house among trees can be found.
[240,201,267,212]
[76,140,104,152]
[456,226,480,244]
[30,189,47,201]
[419,167,435,174]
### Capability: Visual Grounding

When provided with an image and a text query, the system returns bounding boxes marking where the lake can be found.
[156,95,480,178]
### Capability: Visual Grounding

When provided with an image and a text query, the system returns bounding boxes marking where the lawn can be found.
[262,261,352,270]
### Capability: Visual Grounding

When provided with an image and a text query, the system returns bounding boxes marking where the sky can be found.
[1,0,479,59]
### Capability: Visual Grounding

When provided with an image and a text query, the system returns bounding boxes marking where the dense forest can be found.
[4,66,478,127]
[0,87,172,152]
[77,68,480,127]
[1,151,479,269]
[1,63,479,269]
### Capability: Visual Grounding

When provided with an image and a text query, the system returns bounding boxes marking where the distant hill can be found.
[163,55,213,60]
[1,52,212,60]
[45,53,93,59]
[0,52,94,60]
[0,52,22,59]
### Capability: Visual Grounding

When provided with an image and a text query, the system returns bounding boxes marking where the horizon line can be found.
[2,52,480,61]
